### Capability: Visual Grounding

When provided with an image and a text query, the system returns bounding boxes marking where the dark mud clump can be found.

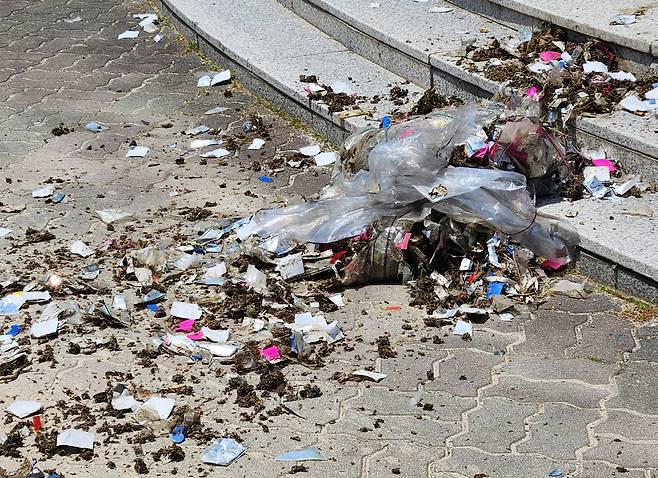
[258,365,287,395]
[376,335,397,358]
[51,123,72,136]
[410,89,463,116]
[134,458,148,474]
[471,39,513,62]
[25,227,55,244]
[408,276,443,314]
[299,74,318,83]
[152,444,185,463]
[389,86,409,105]
[298,384,322,399]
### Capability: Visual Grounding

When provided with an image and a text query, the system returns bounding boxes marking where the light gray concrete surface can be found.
[2,1,658,477]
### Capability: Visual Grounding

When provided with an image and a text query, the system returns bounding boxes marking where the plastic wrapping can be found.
[245,105,576,262]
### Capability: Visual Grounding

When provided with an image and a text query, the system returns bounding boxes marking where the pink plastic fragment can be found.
[260,345,281,362]
[394,232,412,250]
[539,51,562,63]
[540,257,569,270]
[187,330,204,340]
[526,86,539,97]
[475,145,489,159]
[176,319,195,332]
[352,231,371,242]
[592,159,616,172]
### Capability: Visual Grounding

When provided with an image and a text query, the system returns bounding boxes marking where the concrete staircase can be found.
[157,0,658,300]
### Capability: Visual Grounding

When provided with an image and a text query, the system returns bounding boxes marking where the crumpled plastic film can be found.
[245,105,577,262]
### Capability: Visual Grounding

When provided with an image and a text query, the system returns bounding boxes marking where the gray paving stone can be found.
[429,447,575,478]
[484,375,609,409]
[515,310,589,357]
[425,349,504,397]
[607,362,658,415]
[499,356,618,385]
[379,344,449,391]
[593,409,658,442]
[454,397,535,453]
[567,313,636,363]
[541,293,622,314]
[584,439,658,468]
[577,463,646,478]
[518,403,599,459]
[344,387,476,422]
[365,441,440,478]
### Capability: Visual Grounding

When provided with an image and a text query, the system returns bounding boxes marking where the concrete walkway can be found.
[0,1,657,477]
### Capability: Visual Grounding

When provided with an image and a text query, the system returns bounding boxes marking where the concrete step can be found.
[277,0,658,179]
[157,0,426,145]
[157,0,657,300]
[447,0,658,69]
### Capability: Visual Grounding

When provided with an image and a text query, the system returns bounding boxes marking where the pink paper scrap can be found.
[540,257,569,270]
[187,330,204,341]
[260,345,281,362]
[176,319,195,332]
[394,232,412,250]
[539,51,562,63]
[592,159,616,172]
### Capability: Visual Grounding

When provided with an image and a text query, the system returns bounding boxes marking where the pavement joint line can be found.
[509,403,542,453]
[564,314,591,358]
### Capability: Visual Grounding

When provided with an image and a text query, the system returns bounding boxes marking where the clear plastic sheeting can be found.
[244,106,576,263]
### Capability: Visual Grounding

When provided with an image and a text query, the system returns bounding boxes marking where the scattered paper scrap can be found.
[70,241,94,258]
[202,438,245,466]
[6,400,42,419]
[126,146,149,158]
[299,145,321,156]
[57,429,95,450]
[276,447,327,462]
[314,151,337,166]
[171,301,202,320]
[248,138,265,150]
[118,30,139,40]
[453,319,473,336]
[352,369,386,382]
[140,397,175,420]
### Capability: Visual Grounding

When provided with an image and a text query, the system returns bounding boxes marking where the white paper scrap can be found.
[57,429,95,450]
[32,186,55,198]
[200,148,230,158]
[171,301,202,320]
[583,61,608,74]
[140,397,175,420]
[30,319,59,338]
[299,145,321,156]
[608,71,637,82]
[430,7,453,13]
[459,258,472,271]
[197,75,211,87]
[328,293,344,307]
[583,166,611,183]
[138,14,157,27]
[70,240,94,258]
[453,319,473,336]
[205,106,229,115]
[314,152,337,166]
[6,400,42,418]
[498,313,514,322]
[198,342,238,357]
[200,327,229,343]
[126,146,149,158]
[211,70,231,86]
[276,253,304,280]
[0,228,12,238]
[330,81,354,95]
[352,370,386,382]
[248,138,265,150]
[118,30,139,40]
[190,139,221,150]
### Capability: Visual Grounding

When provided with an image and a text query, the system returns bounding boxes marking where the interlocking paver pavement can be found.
[1,1,657,477]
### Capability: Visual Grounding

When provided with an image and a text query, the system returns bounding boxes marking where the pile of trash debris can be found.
[464,24,658,117]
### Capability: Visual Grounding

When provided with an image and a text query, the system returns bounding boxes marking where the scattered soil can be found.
[24,227,55,244]
[152,444,185,463]
[298,384,322,399]
[134,459,148,474]
[299,75,318,83]
[410,89,464,116]
[289,464,308,474]
[376,335,397,358]
[51,124,72,136]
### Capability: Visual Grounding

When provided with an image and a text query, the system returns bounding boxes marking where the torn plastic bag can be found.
[244,105,576,263]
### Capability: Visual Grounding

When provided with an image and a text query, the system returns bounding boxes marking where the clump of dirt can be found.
[128,429,156,445]
[324,91,357,113]
[409,276,443,314]
[471,39,512,62]
[257,365,287,395]
[289,464,309,474]
[410,89,464,116]
[376,335,397,358]
[25,227,55,244]
[228,377,265,411]
[180,207,212,221]
[152,444,185,462]
[51,124,72,136]
[134,458,148,474]
[234,342,263,373]
[298,384,322,399]
[389,86,409,105]
[561,173,584,200]
[518,24,568,57]
[0,423,25,458]
[299,75,318,83]
[0,355,30,381]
